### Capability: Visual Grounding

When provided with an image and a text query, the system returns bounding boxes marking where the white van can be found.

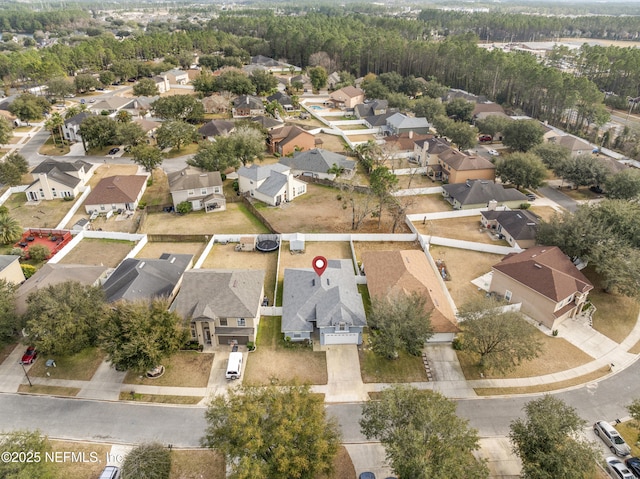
[225,352,243,380]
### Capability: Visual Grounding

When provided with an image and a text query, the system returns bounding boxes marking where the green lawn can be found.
[28,347,105,381]
[359,331,428,383]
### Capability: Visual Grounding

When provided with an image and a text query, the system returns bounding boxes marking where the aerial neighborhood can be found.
[0,2,640,479]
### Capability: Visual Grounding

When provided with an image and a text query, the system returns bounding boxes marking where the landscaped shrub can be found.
[63,195,74,201]
[21,264,36,278]
[176,201,193,214]
[28,244,50,262]
[9,247,24,258]
[138,201,147,210]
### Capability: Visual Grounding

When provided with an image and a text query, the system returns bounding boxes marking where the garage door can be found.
[323,333,359,345]
[217,335,249,345]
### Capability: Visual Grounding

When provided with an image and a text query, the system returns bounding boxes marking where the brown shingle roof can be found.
[439,150,495,171]
[492,246,593,301]
[362,250,458,333]
[85,175,146,205]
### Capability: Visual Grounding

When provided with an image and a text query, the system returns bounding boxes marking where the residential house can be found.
[362,111,395,132]
[0,255,25,285]
[328,86,365,109]
[102,253,193,303]
[89,96,134,115]
[413,136,452,167]
[442,180,528,209]
[232,95,265,118]
[197,120,235,141]
[152,75,170,94]
[386,113,431,136]
[444,88,487,103]
[251,115,283,131]
[327,72,341,90]
[132,96,159,117]
[163,69,190,85]
[201,94,230,114]
[553,135,594,157]
[472,102,509,121]
[25,158,92,201]
[168,166,226,212]
[384,132,432,160]
[84,175,147,214]
[489,246,593,329]
[480,209,541,249]
[267,125,315,156]
[278,148,356,180]
[354,99,388,119]
[266,91,296,111]
[63,111,92,143]
[171,269,264,347]
[361,250,458,342]
[250,55,300,73]
[282,259,367,345]
[289,74,311,92]
[238,163,307,206]
[434,149,496,184]
[15,263,108,315]
[133,118,160,139]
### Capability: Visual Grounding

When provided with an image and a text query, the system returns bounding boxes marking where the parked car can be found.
[20,346,37,365]
[479,135,492,142]
[594,421,631,456]
[108,147,120,155]
[625,457,640,477]
[358,473,376,479]
[526,193,536,201]
[606,456,636,479]
[98,465,120,479]
[487,149,500,156]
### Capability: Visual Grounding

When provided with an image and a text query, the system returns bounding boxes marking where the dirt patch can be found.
[140,203,269,235]
[88,164,141,187]
[142,168,172,207]
[50,441,111,479]
[414,216,509,246]
[170,449,225,479]
[314,132,349,152]
[458,332,594,380]
[280,242,352,274]
[352,240,422,264]
[58,238,135,267]
[4,194,74,229]
[124,351,214,387]
[396,173,437,189]
[428,246,503,307]
[319,446,356,479]
[201,244,278,304]
[405,193,452,215]
[137,242,205,261]
[529,205,560,222]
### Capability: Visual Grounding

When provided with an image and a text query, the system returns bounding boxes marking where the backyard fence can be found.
[241,197,279,234]
[147,234,210,243]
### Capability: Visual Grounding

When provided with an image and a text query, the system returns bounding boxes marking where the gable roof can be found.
[234,95,263,110]
[425,137,453,154]
[362,250,458,333]
[481,209,540,241]
[238,163,290,182]
[198,119,235,137]
[365,111,396,127]
[85,175,147,205]
[279,148,355,174]
[256,170,288,197]
[32,158,90,175]
[269,125,314,149]
[133,118,160,133]
[556,135,592,152]
[384,132,432,151]
[386,112,430,130]
[439,150,496,172]
[443,180,527,205]
[472,102,505,116]
[354,99,388,117]
[168,166,223,191]
[64,111,92,127]
[251,115,283,129]
[266,91,293,106]
[172,269,264,321]
[102,253,193,303]
[492,246,593,302]
[91,96,132,111]
[330,85,364,100]
[282,259,366,333]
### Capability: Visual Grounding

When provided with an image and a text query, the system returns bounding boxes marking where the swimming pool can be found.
[310,105,324,110]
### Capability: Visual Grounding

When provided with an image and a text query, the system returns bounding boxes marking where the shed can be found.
[72,218,90,231]
[239,236,256,252]
[290,233,305,252]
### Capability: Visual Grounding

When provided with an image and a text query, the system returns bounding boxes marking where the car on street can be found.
[594,421,631,456]
[108,147,120,155]
[625,457,640,477]
[20,346,37,365]
[526,193,536,201]
[487,149,500,156]
[479,135,492,142]
[606,456,636,479]
[98,465,121,479]
[89,98,96,103]
[358,473,376,479]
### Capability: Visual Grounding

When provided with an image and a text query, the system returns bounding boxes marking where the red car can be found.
[478,135,493,143]
[20,346,37,365]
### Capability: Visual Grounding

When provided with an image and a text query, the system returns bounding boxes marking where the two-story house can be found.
[63,112,92,143]
[171,269,265,347]
[267,125,315,156]
[25,158,92,202]
[168,166,226,213]
[232,95,265,118]
[328,86,365,109]
[237,163,307,206]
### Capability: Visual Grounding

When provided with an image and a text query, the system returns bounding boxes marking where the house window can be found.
[201,188,207,195]
[188,190,195,196]
[237,318,246,327]
[100,204,105,211]
[293,333,301,338]
[39,188,44,198]
[219,318,228,326]
[190,323,196,339]
[338,322,346,331]
[505,290,512,302]
[52,188,57,197]
[214,187,221,193]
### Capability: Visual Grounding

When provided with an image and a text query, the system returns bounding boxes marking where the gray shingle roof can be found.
[63,111,92,127]
[198,120,234,138]
[238,163,289,182]
[282,259,366,334]
[481,210,540,241]
[386,112,430,130]
[279,148,355,174]
[171,269,264,321]
[32,158,90,175]
[102,253,193,303]
[443,180,527,206]
[168,166,223,191]
[256,171,288,197]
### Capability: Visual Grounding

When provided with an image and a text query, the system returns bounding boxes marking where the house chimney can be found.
[409,131,414,139]
[487,200,497,211]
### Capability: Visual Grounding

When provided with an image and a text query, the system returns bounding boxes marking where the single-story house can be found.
[489,246,593,330]
[171,269,264,347]
[89,96,133,115]
[197,119,235,141]
[480,209,541,249]
[132,118,160,139]
[267,92,296,111]
[328,86,365,109]
[84,175,147,214]
[385,112,430,136]
[552,135,594,157]
[327,71,341,90]
[362,250,458,342]
[278,148,356,180]
[25,158,92,202]
[232,95,265,118]
[282,259,367,345]
[15,263,108,315]
[63,111,92,143]
[0,255,25,285]
[442,180,528,210]
[267,125,315,156]
[237,163,307,206]
[168,166,225,213]
[102,253,193,303]
[250,55,300,73]
[251,115,283,131]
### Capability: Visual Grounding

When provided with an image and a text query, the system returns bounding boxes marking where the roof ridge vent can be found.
[534,264,542,269]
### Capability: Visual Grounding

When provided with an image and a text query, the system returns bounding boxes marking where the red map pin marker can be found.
[312,256,327,277]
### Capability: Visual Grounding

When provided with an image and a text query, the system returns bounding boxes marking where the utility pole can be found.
[21,363,32,387]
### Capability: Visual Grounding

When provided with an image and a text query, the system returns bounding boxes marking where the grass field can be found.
[414,216,509,246]
[124,351,214,387]
[17,384,80,396]
[119,392,203,404]
[5,193,73,229]
[136,241,205,261]
[58,238,135,268]
[359,344,428,383]
[141,168,171,207]
[28,347,105,381]
[244,316,328,385]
